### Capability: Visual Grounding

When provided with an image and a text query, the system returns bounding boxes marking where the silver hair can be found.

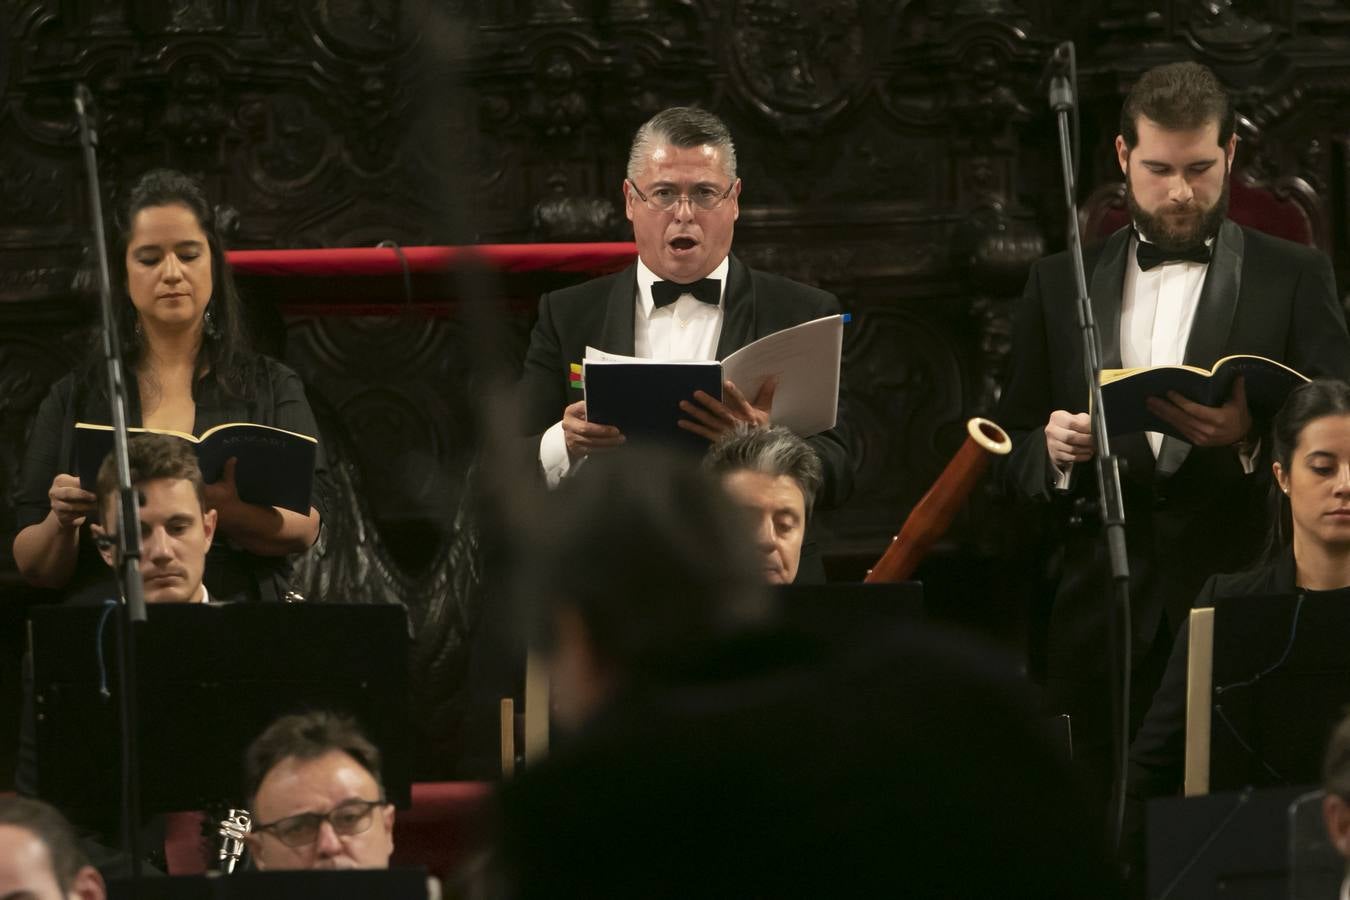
[704,423,823,519]
[626,106,738,183]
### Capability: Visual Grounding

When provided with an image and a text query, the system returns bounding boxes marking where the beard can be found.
[1126,169,1230,253]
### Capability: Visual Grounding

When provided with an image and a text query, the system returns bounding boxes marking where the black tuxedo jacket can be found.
[519,254,853,508]
[998,221,1350,674]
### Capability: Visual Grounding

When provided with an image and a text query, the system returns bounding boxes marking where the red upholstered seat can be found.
[389,781,493,880]
[162,781,494,879]
[1082,176,1318,248]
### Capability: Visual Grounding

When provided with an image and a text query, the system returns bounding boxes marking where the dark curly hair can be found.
[1120,61,1236,150]
[80,168,255,404]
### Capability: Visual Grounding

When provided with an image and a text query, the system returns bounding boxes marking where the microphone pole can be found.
[74,83,147,885]
[1046,44,1133,852]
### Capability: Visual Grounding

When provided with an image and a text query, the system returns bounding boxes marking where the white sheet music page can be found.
[721,314,843,436]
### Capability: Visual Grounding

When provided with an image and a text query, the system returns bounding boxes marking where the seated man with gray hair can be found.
[704,423,823,585]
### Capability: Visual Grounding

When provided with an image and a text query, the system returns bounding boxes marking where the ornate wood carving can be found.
[4,0,1350,775]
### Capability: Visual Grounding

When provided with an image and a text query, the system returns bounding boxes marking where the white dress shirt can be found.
[539,257,730,486]
[1120,232,1209,458]
[1055,229,1254,487]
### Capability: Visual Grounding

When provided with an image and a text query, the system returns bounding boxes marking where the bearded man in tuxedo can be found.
[998,60,1350,809]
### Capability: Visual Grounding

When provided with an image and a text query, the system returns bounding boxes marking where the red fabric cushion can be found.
[226,243,637,277]
[390,781,494,880]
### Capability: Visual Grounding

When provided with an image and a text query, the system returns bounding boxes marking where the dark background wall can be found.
[2,0,1349,778]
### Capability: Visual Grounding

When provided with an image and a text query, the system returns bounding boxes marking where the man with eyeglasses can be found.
[242,711,395,870]
[519,106,853,561]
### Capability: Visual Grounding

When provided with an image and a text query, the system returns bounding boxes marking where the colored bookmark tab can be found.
[569,362,583,389]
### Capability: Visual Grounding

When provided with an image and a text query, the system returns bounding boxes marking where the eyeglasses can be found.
[252,798,384,848]
[627,178,736,212]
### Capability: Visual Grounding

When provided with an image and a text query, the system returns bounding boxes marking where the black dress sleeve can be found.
[13,377,77,532]
[263,360,331,525]
[997,260,1060,502]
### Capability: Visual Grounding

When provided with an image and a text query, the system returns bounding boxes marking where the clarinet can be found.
[217,808,252,873]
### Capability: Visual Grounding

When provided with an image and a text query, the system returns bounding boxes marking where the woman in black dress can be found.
[1127,377,1350,848]
[12,169,327,603]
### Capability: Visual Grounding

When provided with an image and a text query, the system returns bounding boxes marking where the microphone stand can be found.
[1047,46,1133,851]
[74,84,148,885]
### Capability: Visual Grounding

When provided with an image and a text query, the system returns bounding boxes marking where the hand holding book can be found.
[561,399,625,464]
[1144,376,1253,447]
[1097,354,1304,440]
[677,376,778,441]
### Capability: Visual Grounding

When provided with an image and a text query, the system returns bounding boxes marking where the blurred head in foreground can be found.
[518,446,769,730]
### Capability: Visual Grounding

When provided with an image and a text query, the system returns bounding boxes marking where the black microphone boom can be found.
[1044,46,1134,854]
[74,82,147,885]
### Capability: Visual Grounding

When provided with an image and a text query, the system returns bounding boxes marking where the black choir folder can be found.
[582,313,845,450]
[1097,354,1307,439]
[583,361,722,452]
[74,421,316,514]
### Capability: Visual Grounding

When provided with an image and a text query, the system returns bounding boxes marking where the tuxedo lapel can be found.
[715,255,754,361]
[1181,219,1242,369]
[1089,227,1132,371]
[1156,220,1244,477]
[1090,227,1152,485]
[597,265,638,355]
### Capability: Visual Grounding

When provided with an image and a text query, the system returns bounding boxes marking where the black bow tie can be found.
[1136,239,1211,271]
[651,278,721,309]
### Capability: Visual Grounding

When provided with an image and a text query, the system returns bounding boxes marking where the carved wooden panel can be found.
[4,0,1350,777]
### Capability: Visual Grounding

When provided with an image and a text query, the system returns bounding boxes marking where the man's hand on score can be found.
[677,376,777,441]
[1145,376,1252,448]
[563,400,625,463]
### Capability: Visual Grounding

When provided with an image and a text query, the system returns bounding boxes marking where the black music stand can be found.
[29,603,412,820]
[1146,785,1309,900]
[1209,589,1350,791]
[107,867,431,899]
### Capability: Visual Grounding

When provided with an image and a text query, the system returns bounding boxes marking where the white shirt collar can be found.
[635,256,730,315]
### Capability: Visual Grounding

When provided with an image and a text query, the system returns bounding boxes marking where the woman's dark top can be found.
[13,353,330,604]
[1121,549,1350,874]
[1127,552,1299,806]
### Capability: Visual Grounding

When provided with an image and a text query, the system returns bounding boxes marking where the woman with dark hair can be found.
[12,169,327,604]
[1126,378,1350,835]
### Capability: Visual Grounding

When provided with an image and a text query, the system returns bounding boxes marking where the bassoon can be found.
[864,418,1012,583]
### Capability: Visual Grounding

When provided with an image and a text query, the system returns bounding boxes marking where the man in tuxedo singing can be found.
[518,107,852,579]
[999,60,1350,808]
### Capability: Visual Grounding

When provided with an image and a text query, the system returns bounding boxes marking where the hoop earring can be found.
[203,307,219,339]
